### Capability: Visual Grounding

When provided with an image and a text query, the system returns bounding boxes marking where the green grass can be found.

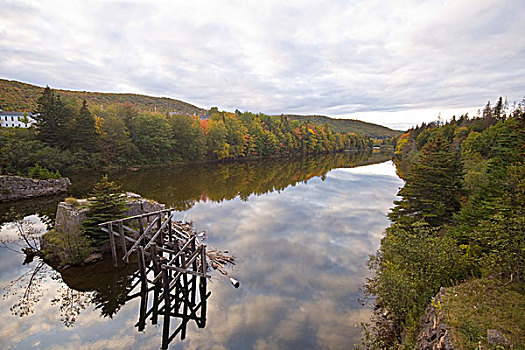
[442,277,525,349]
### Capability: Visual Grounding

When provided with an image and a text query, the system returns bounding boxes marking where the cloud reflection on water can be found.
[170,161,403,349]
[0,160,402,349]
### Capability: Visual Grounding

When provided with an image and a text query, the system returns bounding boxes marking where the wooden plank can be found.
[161,265,210,279]
[157,246,177,255]
[100,227,137,243]
[168,213,173,242]
[138,216,144,238]
[171,225,190,239]
[122,225,140,236]
[122,216,160,261]
[143,212,175,250]
[98,208,172,225]
[151,235,196,282]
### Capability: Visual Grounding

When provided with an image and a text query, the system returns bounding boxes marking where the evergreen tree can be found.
[74,100,98,152]
[82,175,127,245]
[389,136,463,228]
[34,87,70,149]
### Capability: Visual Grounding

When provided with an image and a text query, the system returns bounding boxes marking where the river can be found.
[0,152,403,349]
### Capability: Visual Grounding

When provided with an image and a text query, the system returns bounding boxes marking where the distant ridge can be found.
[282,114,402,138]
[0,79,400,137]
[0,79,207,116]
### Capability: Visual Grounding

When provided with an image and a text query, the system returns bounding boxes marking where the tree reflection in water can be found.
[1,151,393,347]
[68,151,391,210]
[2,260,94,327]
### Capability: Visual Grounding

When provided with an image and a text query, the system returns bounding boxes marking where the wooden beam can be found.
[143,212,175,250]
[161,265,210,279]
[122,216,160,261]
[98,208,172,226]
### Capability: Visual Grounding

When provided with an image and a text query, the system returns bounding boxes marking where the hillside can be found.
[0,79,207,116]
[283,114,402,138]
[0,79,399,137]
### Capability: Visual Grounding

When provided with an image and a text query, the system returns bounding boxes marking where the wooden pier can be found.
[99,209,211,349]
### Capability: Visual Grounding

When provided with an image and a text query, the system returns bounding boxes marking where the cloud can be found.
[1,1,523,127]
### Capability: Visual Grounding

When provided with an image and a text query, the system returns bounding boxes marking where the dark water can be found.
[0,152,403,349]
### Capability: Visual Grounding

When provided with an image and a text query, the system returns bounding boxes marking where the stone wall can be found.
[54,192,166,236]
[0,175,70,202]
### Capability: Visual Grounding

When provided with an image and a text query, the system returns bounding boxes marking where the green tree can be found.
[73,100,98,152]
[97,113,137,165]
[168,114,206,160]
[33,87,70,149]
[389,136,463,228]
[128,112,173,163]
[82,175,127,245]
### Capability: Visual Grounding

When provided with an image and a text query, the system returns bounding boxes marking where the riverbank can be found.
[362,105,524,349]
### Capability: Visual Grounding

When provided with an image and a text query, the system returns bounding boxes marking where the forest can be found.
[363,98,525,349]
[0,87,371,176]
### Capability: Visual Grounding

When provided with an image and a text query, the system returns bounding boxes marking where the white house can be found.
[0,108,37,128]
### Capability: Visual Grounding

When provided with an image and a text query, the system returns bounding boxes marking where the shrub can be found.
[28,163,61,180]
[42,229,94,266]
[366,222,473,345]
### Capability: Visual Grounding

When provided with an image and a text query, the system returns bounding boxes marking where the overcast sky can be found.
[1,0,524,129]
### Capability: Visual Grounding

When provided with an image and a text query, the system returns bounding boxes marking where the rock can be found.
[417,288,455,350]
[54,192,165,236]
[0,175,70,202]
[487,329,510,347]
[83,252,103,264]
[55,202,90,236]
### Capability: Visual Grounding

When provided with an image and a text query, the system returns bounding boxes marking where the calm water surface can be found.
[0,153,403,349]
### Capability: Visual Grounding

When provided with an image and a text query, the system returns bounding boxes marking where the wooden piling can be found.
[162,267,171,350]
[108,222,118,268]
[118,221,128,264]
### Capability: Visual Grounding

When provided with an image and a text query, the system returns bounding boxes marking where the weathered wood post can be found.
[161,264,170,350]
[118,221,128,264]
[181,251,188,339]
[138,216,144,243]
[137,246,147,291]
[151,243,160,325]
[199,245,207,328]
[108,222,118,268]
[168,212,173,242]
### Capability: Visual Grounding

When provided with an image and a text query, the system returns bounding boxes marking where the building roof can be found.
[0,111,32,116]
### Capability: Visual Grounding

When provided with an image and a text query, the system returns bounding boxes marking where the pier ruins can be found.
[99,209,237,348]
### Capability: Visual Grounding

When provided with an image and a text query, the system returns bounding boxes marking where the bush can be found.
[42,229,95,266]
[366,222,473,345]
[28,163,61,179]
